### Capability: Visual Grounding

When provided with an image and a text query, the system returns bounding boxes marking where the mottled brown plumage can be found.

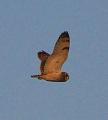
[38,51,50,74]
[31,31,70,82]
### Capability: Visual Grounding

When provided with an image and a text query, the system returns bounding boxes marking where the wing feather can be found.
[38,50,50,61]
[37,51,50,74]
[43,31,70,74]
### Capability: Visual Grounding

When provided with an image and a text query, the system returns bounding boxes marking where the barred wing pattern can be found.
[43,32,70,74]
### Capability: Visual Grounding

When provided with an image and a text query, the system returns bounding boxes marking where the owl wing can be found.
[37,50,50,74]
[38,50,50,61]
[43,31,70,74]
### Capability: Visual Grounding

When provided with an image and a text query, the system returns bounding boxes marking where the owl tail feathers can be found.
[31,74,38,78]
[31,74,42,80]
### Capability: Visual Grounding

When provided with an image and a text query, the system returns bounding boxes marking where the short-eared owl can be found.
[31,31,70,82]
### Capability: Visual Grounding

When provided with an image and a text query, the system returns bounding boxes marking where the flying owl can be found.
[31,31,70,82]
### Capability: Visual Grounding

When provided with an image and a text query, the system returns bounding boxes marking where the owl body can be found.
[31,31,70,82]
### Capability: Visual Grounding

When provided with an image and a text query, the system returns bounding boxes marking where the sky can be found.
[0,0,108,120]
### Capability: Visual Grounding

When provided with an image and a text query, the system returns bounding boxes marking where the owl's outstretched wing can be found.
[38,50,50,61]
[37,50,50,74]
[43,31,70,74]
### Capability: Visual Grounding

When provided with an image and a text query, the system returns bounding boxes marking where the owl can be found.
[31,31,70,82]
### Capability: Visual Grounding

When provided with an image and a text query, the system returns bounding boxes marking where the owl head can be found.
[61,72,69,81]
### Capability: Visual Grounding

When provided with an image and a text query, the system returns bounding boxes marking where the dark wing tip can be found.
[59,31,69,38]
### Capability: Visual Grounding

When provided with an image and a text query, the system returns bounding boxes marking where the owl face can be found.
[61,72,69,81]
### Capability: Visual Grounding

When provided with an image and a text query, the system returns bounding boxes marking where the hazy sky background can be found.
[0,0,108,120]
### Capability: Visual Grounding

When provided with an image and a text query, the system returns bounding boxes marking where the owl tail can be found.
[31,74,42,80]
[31,74,39,78]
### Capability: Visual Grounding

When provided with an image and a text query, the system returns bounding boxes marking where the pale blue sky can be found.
[0,0,108,120]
